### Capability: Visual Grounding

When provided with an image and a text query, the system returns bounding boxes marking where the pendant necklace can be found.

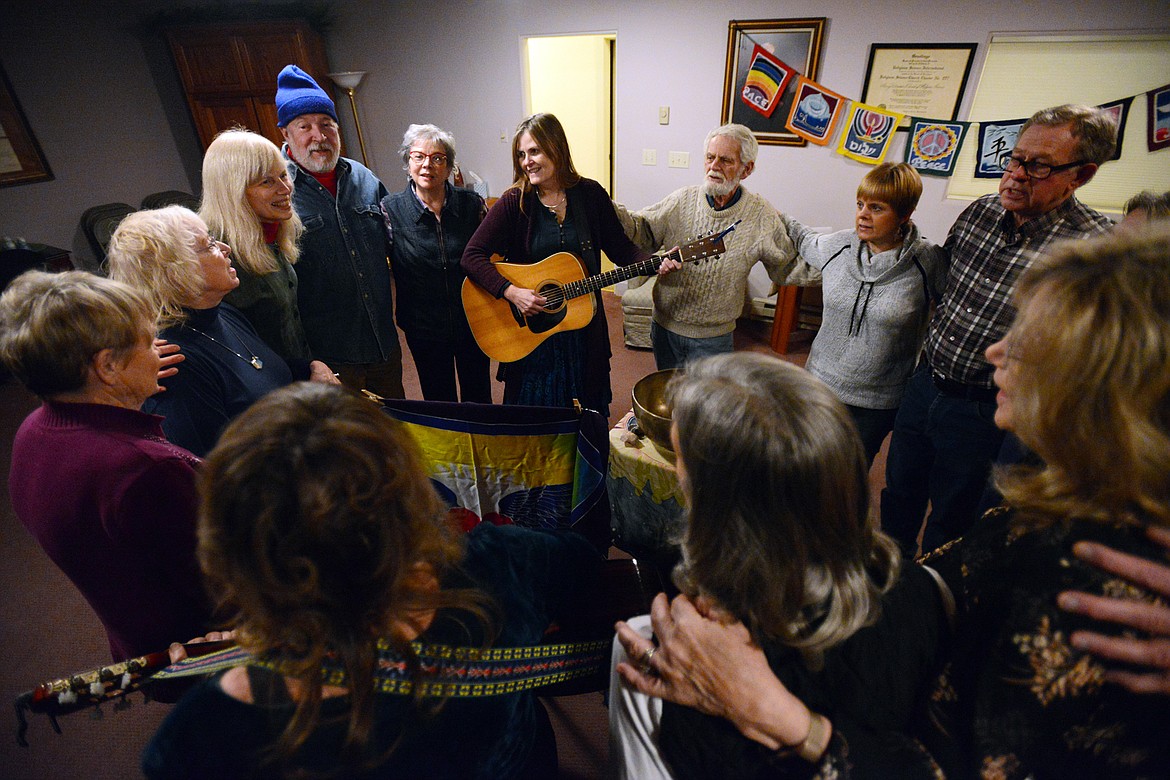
[186,325,264,370]
[538,188,566,218]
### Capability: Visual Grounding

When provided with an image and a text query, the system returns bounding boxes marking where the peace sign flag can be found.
[904,118,971,176]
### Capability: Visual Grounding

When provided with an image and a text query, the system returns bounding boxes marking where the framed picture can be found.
[860,43,977,130]
[0,61,52,187]
[721,18,827,146]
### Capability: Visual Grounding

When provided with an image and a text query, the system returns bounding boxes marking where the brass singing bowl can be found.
[632,368,679,452]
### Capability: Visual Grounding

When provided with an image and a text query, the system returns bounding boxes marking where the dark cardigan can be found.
[461,178,653,407]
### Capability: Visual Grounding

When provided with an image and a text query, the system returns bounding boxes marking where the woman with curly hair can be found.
[143,382,599,778]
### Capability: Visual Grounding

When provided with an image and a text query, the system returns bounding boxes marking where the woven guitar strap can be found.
[150,637,611,698]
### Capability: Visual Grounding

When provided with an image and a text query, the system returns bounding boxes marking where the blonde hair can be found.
[670,353,900,665]
[997,227,1170,529]
[200,128,302,275]
[0,270,155,397]
[856,162,923,219]
[107,206,206,327]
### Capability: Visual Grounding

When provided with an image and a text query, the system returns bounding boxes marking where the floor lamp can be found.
[328,71,369,167]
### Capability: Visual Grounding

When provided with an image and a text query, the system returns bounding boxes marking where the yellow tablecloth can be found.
[607,413,684,565]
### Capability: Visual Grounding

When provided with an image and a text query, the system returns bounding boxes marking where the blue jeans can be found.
[651,323,734,370]
[879,365,1004,556]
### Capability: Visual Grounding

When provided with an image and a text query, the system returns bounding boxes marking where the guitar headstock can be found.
[678,220,741,263]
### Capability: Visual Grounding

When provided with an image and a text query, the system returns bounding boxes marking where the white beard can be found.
[296,144,340,173]
[702,174,740,199]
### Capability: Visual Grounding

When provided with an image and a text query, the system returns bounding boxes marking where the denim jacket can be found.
[381,181,486,343]
[285,153,397,364]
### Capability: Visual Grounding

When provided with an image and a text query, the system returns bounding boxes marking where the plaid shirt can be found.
[925,193,1112,388]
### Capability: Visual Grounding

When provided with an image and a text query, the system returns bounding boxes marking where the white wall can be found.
[330,0,1167,244]
[0,0,1165,267]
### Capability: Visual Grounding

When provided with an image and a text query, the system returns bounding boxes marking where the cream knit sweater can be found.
[617,186,817,338]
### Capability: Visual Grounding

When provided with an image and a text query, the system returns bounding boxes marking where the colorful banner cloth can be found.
[381,399,611,552]
[740,44,795,118]
[974,118,1026,178]
[1098,96,1134,160]
[837,102,904,164]
[1147,82,1170,152]
[785,76,848,146]
[904,118,971,176]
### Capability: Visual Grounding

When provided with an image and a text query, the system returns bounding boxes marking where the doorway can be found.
[522,33,615,195]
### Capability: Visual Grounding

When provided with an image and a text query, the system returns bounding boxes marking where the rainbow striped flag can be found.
[741,44,794,118]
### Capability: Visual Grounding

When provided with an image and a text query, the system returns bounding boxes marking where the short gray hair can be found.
[398,123,456,169]
[704,123,758,166]
[1021,104,1118,167]
[0,270,155,398]
[1124,190,1170,219]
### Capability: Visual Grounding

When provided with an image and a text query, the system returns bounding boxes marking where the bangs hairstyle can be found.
[856,162,923,219]
[509,113,581,204]
[669,353,900,664]
[200,128,302,276]
[106,206,206,327]
[0,270,155,398]
[197,382,490,766]
[398,123,456,169]
[996,227,1170,529]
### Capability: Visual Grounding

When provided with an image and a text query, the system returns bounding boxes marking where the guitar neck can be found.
[560,248,681,301]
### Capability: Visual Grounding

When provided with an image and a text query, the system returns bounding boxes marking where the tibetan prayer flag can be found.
[740,45,795,119]
[1097,96,1133,160]
[785,76,848,146]
[904,118,971,177]
[975,118,1025,178]
[837,103,903,164]
[1147,82,1170,152]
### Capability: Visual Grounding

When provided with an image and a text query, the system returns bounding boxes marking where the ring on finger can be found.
[639,645,657,674]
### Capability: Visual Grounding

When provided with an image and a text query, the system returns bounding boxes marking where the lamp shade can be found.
[328,71,366,90]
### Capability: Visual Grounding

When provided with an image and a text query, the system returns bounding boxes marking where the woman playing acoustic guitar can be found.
[462,113,677,417]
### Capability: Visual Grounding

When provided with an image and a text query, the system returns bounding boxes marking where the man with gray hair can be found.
[882,104,1118,557]
[618,123,813,369]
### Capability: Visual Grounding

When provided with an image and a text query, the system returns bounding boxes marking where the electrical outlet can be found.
[658,106,670,125]
[668,151,689,168]
[642,149,657,165]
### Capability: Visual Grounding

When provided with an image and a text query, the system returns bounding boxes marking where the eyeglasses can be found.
[197,236,226,254]
[408,151,449,166]
[999,153,1085,180]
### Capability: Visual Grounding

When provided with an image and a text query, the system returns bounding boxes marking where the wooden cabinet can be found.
[165,21,334,151]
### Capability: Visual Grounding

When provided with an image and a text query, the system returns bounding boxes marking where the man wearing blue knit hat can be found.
[275,64,404,399]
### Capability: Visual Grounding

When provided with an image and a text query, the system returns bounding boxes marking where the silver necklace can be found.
[186,325,264,370]
[538,188,566,216]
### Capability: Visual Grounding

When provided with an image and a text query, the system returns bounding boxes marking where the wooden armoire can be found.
[165,20,335,151]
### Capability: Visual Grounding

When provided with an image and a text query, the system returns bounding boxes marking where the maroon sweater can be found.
[10,401,212,659]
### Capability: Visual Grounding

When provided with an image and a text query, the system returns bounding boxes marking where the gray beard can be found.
[296,147,340,173]
[702,176,740,199]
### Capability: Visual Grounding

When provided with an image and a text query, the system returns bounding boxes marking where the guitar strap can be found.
[565,187,600,276]
[150,637,611,698]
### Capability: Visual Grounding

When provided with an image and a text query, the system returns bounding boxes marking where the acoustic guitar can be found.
[462,223,738,363]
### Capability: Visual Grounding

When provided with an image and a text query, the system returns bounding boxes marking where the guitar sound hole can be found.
[537,282,566,313]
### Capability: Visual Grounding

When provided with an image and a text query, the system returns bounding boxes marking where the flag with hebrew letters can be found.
[837,103,903,164]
